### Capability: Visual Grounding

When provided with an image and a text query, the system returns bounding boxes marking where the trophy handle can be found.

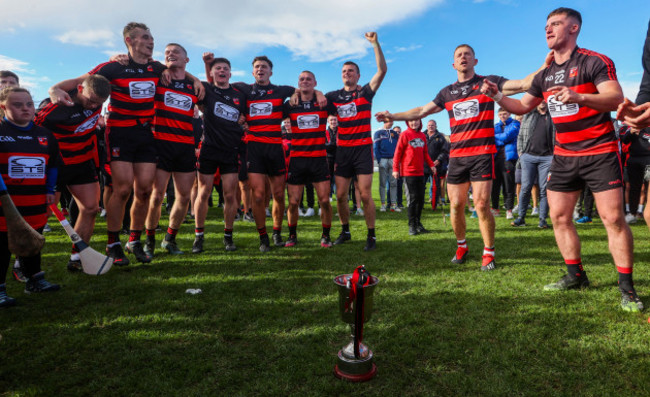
[353,282,365,359]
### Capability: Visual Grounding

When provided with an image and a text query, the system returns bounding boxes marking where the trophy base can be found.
[334,350,376,382]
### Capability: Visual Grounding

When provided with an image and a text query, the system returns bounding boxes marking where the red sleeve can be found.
[393,134,405,173]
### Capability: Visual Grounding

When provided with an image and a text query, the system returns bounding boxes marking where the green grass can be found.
[2,180,650,396]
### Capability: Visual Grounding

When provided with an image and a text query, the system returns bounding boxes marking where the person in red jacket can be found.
[393,119,435,235]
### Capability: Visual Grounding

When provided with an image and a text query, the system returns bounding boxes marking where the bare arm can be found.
[375,101,443,123]
[495,92,543,116]
[501,51,554,96]
[548,80,623,113]
[365,32,387,93]
[184,70,205,100]
[49,74,89,106]
[203,52,214,84]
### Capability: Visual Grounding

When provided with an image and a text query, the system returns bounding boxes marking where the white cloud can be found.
[56,29,116,47]
[231,70,246,77]
[394,44,423,53]
[0,55,36,75]
[0,0,442,62]
[0,55,50,97]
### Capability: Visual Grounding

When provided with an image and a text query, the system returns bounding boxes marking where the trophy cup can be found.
[334,266,379,382]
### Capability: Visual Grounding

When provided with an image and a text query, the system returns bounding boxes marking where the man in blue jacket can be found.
[373,121,400,211]
[492,108,520,219]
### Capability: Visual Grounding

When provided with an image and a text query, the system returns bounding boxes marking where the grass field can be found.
[2,179,650,396]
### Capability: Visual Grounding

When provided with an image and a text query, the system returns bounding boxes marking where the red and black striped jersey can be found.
[153,78,198,145]
[326,84,375,148]
[528,47,618,157]
[233,82,295,145]
[283,99,328,158]
[0,122,59,231]
[89,58,166,128]
[433,74,507,158]
[34,95,101,166]
[199,82,246,151]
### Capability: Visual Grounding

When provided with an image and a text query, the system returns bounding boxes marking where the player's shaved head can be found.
[83,75,111,100]
[454,44,475,57]
[166,43,187,56]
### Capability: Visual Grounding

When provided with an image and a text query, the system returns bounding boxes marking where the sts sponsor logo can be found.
[214,102,239,122]
[9,156,46,179]
[296,114,319,129]
[74,114,100,133]
[452,99,479,120]
[547,95,579,117]
[129,81,155,99]
[164,91,193,111]
[249,102,272,117]
[337,102,357,118]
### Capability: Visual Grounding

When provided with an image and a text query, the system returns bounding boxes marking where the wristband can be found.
[492,92,503,102]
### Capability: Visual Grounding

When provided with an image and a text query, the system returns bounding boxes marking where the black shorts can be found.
[238,147,248,182]
[287,157,330,185]
[156,140,196,173]
[334,145,373,178]
[246,141,286,176]
[198,144,239,176]
[57,160,99,191]
[446,154,494,184]
[107,124,157,163]
[547,152,623,193]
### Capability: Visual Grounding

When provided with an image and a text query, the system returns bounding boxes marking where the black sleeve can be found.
[637,19,650,105]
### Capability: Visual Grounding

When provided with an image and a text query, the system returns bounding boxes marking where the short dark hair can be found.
[83,75,111,99]
[123,22,150,39]
[252,56,273,69]
[165,43,187,56]
[454,44,475,56]
[343,61,359,74]
[0,70,19,84]
[300,70,316,79]
[547,7,582,27]
[0,86,30,103]
[210,57,231,70]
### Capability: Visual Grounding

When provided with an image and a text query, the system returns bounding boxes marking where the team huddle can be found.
[1,8,649,313]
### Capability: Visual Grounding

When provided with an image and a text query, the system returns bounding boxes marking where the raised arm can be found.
[203,52,214,84]
[375,101,443,123]
[481,79,542,115]
[49,74,90,106]
[365,32,387,93]
[500,51,554,96]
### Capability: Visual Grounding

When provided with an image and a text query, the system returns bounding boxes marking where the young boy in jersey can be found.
[0,87,60,307]
[35,75,111,271]
[392,119,435,236]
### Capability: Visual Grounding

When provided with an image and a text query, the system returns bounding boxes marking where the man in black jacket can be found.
[424,120,449,210]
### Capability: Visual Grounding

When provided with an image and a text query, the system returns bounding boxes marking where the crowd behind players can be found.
[2,9,650,313]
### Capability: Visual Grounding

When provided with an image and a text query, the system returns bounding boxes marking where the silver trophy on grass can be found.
[333,266,379,382]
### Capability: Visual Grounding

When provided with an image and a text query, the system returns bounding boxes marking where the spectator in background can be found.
[325,115,338,199]
[511,101,554,228]
[424,119,449,210]
[492,108,520,219]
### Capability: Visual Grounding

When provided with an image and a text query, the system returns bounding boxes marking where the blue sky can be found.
[1,0,648,134]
